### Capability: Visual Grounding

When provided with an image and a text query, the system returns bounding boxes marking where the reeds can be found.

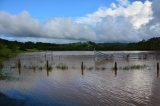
[39,66,43,70]
[119,64,147,70]
[47,65,53,71]
[56,64,68,70]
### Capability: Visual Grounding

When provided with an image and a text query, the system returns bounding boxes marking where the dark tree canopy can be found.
[0,37,160,51]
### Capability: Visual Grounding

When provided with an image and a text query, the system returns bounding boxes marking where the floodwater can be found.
[0,51,160,106]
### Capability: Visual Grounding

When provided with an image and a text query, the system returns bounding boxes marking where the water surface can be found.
[0,51,160,106]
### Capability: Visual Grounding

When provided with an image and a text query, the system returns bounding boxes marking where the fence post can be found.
[18,59,21,75]
[114,62,117,77]
[46,60,49,76]
[81,62,84,75]
[114,62,117,70]
[157,62,159,77]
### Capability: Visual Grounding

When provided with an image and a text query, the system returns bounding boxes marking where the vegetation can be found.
[0,37,160,70]
[47,65,53,71]
[1,37,160,52]
[0,69,8,80]
[56,64,68,70]
[39,67,43,70]
[0,39,42,71]
[119,64,147,70]
[0,37,159,71]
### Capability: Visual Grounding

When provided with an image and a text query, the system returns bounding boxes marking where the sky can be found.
[0,0,159,43]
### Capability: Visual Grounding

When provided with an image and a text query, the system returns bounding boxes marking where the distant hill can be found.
[0,37,160,51]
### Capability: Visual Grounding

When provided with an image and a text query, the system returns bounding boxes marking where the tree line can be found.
[0,37,160,51]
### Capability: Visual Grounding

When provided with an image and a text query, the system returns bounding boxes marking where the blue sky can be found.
[0,0,159,43]
[0,0,114,20]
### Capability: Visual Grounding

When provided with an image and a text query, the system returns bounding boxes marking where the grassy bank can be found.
[0,47,21,69]
[0,46,41,70]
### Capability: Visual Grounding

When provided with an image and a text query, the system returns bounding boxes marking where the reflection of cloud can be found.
[130,70,153,102]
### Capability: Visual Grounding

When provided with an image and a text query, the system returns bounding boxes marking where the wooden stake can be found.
[18,59,21,75]
[157,62,159,77]
[114,62,117,70]
[81,62,84,75]
[46,60,49,76]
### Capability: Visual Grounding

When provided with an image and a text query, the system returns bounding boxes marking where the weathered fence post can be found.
[81,62,84,75]
[46,60,49,76]
[114,62,117,70]
[114,62,117,77]
[157,62,159,71]
[157,62,159,77]
[18,59,21,75]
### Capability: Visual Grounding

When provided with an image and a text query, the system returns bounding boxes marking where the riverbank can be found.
[0,47,41,70]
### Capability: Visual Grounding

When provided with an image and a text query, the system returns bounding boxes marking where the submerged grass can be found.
[0,47,41,66]
[56,64,68,70]
[0,69,6,80]
[47,65,53,71]
[119,64,147,70]
[39,67,43,70]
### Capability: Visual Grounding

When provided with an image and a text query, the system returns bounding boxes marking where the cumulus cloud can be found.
[140,0,160,39]
[0,11,96,41]
[117,0,130,7]
[0,0,160,43]
[43,18,96,40]
[76,0,153,29]
[0,11,43,37]
[95,16,140,42]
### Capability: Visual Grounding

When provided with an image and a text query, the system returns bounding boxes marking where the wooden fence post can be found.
[81,62,84,75]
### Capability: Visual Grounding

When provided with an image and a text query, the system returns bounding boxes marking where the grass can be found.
[0,47,17,71]
[47,65,53,71]
[56,64,68,70]
[96,67,106,70]
[119,64,147,70]
[39,67,43,70]
[0,47,24,64]
[87,67,94,70]
[0,69,6,80]
[0,47,40,65]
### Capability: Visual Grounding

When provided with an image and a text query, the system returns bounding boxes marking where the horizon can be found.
[0,0,160,43]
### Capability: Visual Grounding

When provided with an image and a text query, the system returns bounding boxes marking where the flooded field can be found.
[0,51,160,106]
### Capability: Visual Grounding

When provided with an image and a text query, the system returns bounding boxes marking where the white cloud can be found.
[94,16,140,42]
[117,0,130,7]
[0,11,43,37]
[76,0,153,29]
[0,0,160,43]
[43,18,96,40]
[0,11,96,41]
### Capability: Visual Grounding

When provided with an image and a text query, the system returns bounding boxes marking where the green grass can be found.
[47,65,53,71]
[0,68,6,80]
[0,47,40,68]
[119,64,147,70]
[56,64,68,70]
[25,49,43,53]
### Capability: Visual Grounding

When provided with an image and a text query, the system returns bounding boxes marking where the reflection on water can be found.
[0,51,160,106]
